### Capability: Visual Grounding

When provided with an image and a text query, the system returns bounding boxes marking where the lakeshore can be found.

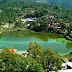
[0,30,72,55]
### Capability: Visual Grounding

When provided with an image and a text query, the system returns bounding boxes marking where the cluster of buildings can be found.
[18,13,37,23]
[48,21,61,31]
[17,13,70,33]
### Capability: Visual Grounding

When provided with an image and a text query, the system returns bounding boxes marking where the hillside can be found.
[0,0,72,9]
[30,0,72,9]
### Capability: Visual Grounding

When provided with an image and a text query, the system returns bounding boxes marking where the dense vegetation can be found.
[0,0,72,9]
[0,1,72,71]
[0,1,72,32]
[31,0,72,9]
[0,42,62,71]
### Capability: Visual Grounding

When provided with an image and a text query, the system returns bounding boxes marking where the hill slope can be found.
[30,0,72,9]
[0,0,72,9]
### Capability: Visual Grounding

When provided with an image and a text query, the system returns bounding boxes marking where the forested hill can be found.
[28,0,72,9]
[0,0,72,9]
[46,0,72,9]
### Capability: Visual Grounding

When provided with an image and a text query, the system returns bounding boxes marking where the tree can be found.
[14,20,23,28]
[26,59,44,72]
[28,42,62,71]
[0,48,44,72]
[0,48,27,72]
[42,49,62,71]
[27,42,44,58]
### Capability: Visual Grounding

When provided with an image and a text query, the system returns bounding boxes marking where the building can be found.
[49,16,54,19]
[21,17,37,23]
[17,51,28,57]
[58,61,72,72]
[62,63,67,70]
[18,13,26,18]
[62,61,72,70]
[59,69,72,72]
[0,9,2,13]
[66,23,70,26]
[48,21,61,28]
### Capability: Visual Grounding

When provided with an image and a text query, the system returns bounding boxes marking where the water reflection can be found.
[7,31,62,41]
[66,42,72,49]
[0,34,2,39]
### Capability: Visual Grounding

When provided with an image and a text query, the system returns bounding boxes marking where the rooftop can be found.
[21,17,37,22]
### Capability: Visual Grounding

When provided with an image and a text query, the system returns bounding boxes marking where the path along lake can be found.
[0,31,72,55]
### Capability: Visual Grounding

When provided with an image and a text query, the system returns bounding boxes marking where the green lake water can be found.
[0,31,72,55]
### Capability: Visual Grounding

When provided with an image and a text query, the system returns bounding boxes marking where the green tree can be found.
[0,48,27,72]
[26,59,44,72]
[42,49,62,71]
[28,42,44,58]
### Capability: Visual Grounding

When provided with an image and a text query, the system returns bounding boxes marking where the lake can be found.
[0,31,72,55]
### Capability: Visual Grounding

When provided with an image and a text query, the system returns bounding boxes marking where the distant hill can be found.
[46,0,72,9]
[0,0,72,9]
[29,0,72,9]
[26,0,72,9]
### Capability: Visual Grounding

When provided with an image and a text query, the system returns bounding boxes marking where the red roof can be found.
[11,48,15,53]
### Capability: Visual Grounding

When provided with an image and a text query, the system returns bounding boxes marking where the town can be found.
[0,0,72,72]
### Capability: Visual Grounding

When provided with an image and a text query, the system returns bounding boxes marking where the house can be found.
[0,9,2,13]
[66,62,72,69]
[48,21,55,27]
[62,61,72,70]
[62,63,67,70]
[1,22,5,24]
[59,69,72,72]
[18,13,26,18]
[21,17,37,23]
[49,16,54,19]
[48,22,61,28]
[48,21,62,31]
[66,23,70,26]
[1,23,14,28]
[71,31,72,34]
[17,51,28,57]
[58,61,72,72]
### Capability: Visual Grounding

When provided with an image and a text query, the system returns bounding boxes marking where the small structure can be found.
[66,23,70,26]
[71,31,72,34]
[66,62,72,69]
[48,21,61,30]
[18,13,26,18]
[62,63,67,70]
[17,51,28,57]
[59,69,72,72]
[48,24,50,27]
[11,48,15,53]
[0,9,2,13]
[21,17,37,23]
[49,16,54,19]
[0,49,2,54]
[62,61,72,70]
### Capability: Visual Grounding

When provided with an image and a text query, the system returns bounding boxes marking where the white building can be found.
[59,61,72,72]
[21,17,37,22]
[0,9,2,13]
[59,69,72,72]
